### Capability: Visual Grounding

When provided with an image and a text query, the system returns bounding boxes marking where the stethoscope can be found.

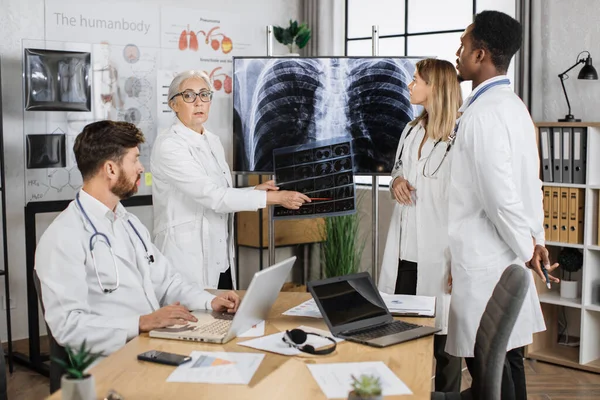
[75,192,154,294]
[394,78,511,176]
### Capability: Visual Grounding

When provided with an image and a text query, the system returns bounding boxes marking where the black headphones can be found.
[282,329,337,355]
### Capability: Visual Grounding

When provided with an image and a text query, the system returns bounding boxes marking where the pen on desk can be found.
[541,266,551,289]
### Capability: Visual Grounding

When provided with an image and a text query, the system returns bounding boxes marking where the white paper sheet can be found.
[379,293,436,317]
[166,351,264,384]
[306,362,412,399]
[283,294,435,319]
[238,320,265,337]
[282,299,323,318]
[238,325,343,356]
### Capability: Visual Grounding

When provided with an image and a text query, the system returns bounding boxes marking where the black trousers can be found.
[218,267,234,290]
[395,259,462,392]
[465,346,526,400]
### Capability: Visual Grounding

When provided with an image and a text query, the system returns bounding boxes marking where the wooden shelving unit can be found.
[527,122,600,374]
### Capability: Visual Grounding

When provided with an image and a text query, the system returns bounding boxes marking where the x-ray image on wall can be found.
[24,49,91,111]
[26,134,66,169]
[273,138,356,220]
[233,57,422,175]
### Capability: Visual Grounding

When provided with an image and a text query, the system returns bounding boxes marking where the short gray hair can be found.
[167,70,213,108]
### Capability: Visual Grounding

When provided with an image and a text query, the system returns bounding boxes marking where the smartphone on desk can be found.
[137,350,192,366]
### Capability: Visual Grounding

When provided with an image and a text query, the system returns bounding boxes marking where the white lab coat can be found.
[151,119,267,289]
[34,190,215,356]
[445,76,546,358]
[379,122,452,335]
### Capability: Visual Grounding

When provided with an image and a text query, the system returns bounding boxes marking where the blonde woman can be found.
[379,59,462,392]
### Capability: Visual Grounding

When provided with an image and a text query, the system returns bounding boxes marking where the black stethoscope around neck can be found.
[75,192,154,294]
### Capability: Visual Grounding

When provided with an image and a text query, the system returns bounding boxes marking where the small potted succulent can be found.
[558,248,583,299]
[273,19,311,55]
[348,374,383,400]
[53,340,102,400]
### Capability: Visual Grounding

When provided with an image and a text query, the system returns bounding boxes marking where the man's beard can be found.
[111,172,140,200]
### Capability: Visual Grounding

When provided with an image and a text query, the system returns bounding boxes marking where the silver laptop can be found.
[308,272,440,347]
[150,256,296,344]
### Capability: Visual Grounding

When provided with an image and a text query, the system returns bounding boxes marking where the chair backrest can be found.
[33,271,68,394]
[471,264,529,400]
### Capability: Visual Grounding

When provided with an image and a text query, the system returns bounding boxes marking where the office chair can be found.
[431,264,530,400]
[33,271,68,394]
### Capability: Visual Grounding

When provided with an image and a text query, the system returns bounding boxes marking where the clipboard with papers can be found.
[379,293,436,317]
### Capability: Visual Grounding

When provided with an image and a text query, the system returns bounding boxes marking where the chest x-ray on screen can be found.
[233,57,422,175]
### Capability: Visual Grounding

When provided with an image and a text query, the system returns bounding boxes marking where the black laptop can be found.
[308,272,440,347]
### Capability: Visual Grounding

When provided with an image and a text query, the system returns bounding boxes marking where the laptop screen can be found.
[311,274,388,327]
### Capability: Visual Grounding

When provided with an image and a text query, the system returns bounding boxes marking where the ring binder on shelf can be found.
[562,127,572,183]
[539,127,553,182]
[552,127,562,183]
[572,127,587,184]
[559,187,569,242]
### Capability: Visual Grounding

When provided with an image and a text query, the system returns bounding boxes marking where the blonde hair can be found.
[410,59,463,141]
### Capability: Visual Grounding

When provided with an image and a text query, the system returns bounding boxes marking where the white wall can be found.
[0,0,301,341]
[538,0,600,122]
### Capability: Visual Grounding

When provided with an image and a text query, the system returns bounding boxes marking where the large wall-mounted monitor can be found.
[233,56,422,175]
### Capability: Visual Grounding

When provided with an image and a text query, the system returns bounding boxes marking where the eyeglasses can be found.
[171,89,213,103]
[422,136,455,179]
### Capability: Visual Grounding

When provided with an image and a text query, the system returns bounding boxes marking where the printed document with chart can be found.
[167,352,264,384]
[379,293,436,317]
[307,361,412,398]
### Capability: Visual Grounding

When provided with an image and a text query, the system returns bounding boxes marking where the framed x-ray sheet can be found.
[24,48,92,111]
[273,138,356,220]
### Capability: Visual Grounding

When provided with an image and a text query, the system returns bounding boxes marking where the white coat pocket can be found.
[166,220,205,285]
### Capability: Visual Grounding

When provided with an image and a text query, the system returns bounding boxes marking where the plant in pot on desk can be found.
[273,19,311,55]
[558,248,583,299]
[348,374,383,400]
[53,340,101,400]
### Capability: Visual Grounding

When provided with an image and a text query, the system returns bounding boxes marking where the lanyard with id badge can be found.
[421,78,511,178]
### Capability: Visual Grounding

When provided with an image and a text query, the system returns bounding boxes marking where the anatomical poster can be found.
[233,57,423,175]
[159,8,262,166]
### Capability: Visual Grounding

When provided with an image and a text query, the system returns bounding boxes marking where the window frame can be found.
[344,0,477,187]
[344,0,477,58]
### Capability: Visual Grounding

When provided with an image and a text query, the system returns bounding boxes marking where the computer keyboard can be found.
[348,320,421,341]
[196,319,232,335]
[211,311,235,321]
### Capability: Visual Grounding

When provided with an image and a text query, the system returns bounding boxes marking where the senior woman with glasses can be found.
[151,70,310,290]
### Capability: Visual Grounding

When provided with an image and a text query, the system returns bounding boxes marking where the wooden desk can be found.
[48,293,434,399]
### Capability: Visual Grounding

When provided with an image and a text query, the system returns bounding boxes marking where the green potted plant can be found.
[558,248,583,299]
[320,209,365,278]
[53,340,102,400]
[348,374,383,400]
[273,19,311,55]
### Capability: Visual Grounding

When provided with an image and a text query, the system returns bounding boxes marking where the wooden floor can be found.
[3,357,600,399]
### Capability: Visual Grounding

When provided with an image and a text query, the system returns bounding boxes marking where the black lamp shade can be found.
[578,58,598,80]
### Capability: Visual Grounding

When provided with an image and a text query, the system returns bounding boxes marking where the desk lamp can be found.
[558,51,598,122]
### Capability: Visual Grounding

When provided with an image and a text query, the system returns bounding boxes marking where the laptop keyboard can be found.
[211,311,235,321]
[196,319,232,335]
[348,320,421,341]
